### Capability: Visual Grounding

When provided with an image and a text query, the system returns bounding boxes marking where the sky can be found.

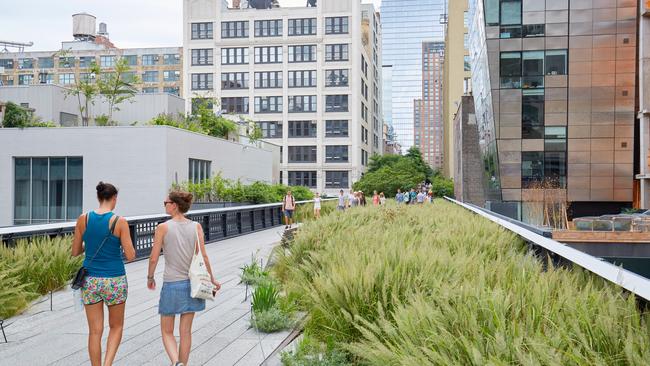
[1,0,381,52]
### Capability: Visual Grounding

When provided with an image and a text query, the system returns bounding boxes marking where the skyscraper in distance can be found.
[381,0,445,152]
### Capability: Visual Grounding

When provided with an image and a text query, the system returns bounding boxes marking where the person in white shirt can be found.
[313,192,322,219]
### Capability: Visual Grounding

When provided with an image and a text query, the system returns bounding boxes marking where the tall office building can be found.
[183,0,383,194]
[468,0,637,220]
[442,0,472,178]
[382,0,445,151]
[639,4,650,209]
[414,41,444,169]
[0,14,182,97]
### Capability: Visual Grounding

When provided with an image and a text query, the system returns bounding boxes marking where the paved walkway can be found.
[0,227,289,366]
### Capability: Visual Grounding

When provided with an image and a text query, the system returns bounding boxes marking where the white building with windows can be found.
[0,126,279,227]
[183,0,383,194]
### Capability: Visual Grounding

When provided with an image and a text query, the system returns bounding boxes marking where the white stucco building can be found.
[0,126,279,227]
[183,0,383,194]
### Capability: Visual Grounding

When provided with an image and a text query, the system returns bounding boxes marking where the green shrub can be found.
[275,202,650,364]
[240,260,270,287]
[281,336,350,366]
[252,281,279,313]
[251,307,293,333]
[0,236,82,318]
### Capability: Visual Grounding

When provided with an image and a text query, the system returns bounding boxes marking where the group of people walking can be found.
[336,189,388,210]
[72,181,220,366]
[395,186,435,204]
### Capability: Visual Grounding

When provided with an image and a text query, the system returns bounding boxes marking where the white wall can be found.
[0,126,276,226]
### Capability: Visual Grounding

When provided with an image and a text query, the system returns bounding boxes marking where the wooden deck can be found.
[553,230,650,244]
[0,227,288,366]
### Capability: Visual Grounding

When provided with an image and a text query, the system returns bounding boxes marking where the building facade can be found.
[382,0,445,151]
[183,0,383,194]
[0,126,278,227]
[443,0,472,178]
[0,14,183,98]
[453,95,484,206]
[468,0,637,220]
[638,4,650,209]
[414,41,445,169]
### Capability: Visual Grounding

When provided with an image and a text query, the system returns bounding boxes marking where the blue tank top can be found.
[82,211,125,277]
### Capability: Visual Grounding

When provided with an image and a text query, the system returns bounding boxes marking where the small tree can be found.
[65,62,100,126]
[192,99,237,139]
[97,57,139,125]
[2,102,31,128]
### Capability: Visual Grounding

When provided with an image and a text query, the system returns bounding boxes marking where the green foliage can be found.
[97,57,139,124]
[252,281,279,313]
[293,200,337,223]
[150,113,204,133]
[94,114,113,126]
[193,99,237,139]
[240,260,270,286]
[2,102,31,127]
[281,336,350,366]
[174,172,314,204]
[430,172,454,198]
[274,202,650,364]
[251,307,293,333]
[63,57,100,126]
[0,236,83,318]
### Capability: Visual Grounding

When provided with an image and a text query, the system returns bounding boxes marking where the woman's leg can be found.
[161,315,179,364]
[84,302,104,366]
[103,302,126,366]
[179,313,195,365]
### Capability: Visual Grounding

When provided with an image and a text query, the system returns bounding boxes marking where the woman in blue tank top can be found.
[72,182,135,366]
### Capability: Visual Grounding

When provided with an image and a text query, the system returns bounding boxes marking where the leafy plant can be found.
[97,57,139,125]
[240,260,270,287]
[281,336,350,366]
[251,307,293,333]
[94,114,113,126]
[252,281,279,314]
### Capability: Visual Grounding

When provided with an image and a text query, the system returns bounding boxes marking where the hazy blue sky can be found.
[1,0,381,52]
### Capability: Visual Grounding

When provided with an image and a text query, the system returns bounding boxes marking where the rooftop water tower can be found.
[72,13,97,41]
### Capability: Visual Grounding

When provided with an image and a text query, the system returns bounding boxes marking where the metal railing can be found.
[0,200,317,259]
[445,197,650,302]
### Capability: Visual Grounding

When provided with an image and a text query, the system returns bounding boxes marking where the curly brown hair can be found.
[168,190,193,213]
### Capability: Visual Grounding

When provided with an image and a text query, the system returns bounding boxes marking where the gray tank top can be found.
[163,219,199,282]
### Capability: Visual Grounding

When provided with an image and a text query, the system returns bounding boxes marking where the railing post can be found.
[237,211,242,234]
[129,222,138,257]
[203,214,210,243]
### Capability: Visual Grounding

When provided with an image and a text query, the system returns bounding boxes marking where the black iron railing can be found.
[0,201,316,259]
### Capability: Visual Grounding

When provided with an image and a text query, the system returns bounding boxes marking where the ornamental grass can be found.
[275,200,650,365]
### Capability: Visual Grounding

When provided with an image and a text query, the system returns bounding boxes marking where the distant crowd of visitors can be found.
[334,182,436,211]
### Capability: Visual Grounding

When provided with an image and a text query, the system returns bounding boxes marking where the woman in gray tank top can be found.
[147,191,221,366]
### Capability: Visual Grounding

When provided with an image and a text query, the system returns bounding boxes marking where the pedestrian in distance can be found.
[372,190,380,206]
[359,191,367,206]
[72,182,136,366]
[351,191,359,207]
[417,190,426,204]
[337,189,346,211]
[379,192,386,205]
[347,190,355,208]
[282,190,296,229]
[409,188,417,205]
[395,189,404,204]
[147,191,221,366]
[313,192,322,219]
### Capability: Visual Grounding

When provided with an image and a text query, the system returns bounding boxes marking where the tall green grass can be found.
[275,200,650,365]
[0,236,82,319]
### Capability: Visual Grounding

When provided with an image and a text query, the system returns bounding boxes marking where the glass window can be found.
[325,120,349,137]
[325,69,349,87]
[545,50,567,75]
[164,86,180,96]
[192,73,214,90]
[288,70,317,88]
[288,171,317,188]
[14,158,31,225]
[163,70,180,82]
[221,21,249,38]
[142,87,158,93]
[222,72,249,89]
[500,25,522,39]
[522,152,544,188]
[100,55,116,67]
[221,97,249,113]
[257,121,282,138]
[18,58,33,69]
[192,22,213,39]
[289,45,316,62]
[38,57,54,68]
[254,71,282,89]
[289,18,316,36]
[523,51,544,76]
[545,127,567,152]
[143,71,159,83]
[255,96,283,113]
[48,158,66,221]
[58,73,75,85]
[524,24,545,37]
[221,47,249,64]
[325,171,349,188]
[326,95,349,112]
[544,152,567,188]
[192,98,214,114]
[500,52,521,88]
[288,146,317,163]
[142,54,157,66]
[66,157,83,220]
[191,49,213,65]
[58,57,75,68]
[501,0,521,25]
[78,56,95,68]
[18,74,33,85]
[325,145,349,163]
[288,95,317,113]
[122,55,137,66]
[485,0,500,26]
[325,17,349,34]
[39,73,53,84]
[289,120,317,138]
[0,59,14,69]
[254,46,283,64]
[163,54,180,65]
[189,159,211,184]
[522,90,545,139]
[325,44,349,62]
[122,72,136,83]
[255,19,283,37]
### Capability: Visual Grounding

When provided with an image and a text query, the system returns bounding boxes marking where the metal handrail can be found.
[445,197,650,301]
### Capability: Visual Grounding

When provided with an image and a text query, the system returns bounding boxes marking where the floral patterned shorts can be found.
[81,275,128,306]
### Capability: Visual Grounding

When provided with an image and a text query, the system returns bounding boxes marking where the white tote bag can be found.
[189,224,215,300]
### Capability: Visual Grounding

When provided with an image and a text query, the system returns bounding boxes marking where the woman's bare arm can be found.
[71,214,86,257]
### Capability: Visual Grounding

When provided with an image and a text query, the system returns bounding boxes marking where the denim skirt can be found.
[158,279,205,316]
